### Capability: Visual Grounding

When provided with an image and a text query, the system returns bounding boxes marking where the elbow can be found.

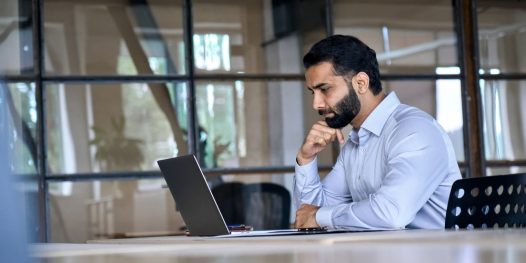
[370,195,411,229]
[381,216,409,229]
[375,212,408,229]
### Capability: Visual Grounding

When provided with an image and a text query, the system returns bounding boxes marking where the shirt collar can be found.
[348,91,400,145]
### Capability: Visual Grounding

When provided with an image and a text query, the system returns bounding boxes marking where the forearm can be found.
[316,195,408,230]
[294,158,324,208]
[294,157,352,209]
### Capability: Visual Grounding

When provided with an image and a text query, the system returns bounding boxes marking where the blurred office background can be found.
[1,0,525,243]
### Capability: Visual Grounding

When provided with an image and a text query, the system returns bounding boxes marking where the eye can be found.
[320,86,330,93]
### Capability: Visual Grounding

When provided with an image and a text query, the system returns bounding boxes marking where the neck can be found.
[351,92,386,129]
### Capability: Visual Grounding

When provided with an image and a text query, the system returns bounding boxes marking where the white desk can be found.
[32,229,526,263]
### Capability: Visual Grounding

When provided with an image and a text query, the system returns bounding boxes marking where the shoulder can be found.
[385,104,447,152]
[391,104,441,134]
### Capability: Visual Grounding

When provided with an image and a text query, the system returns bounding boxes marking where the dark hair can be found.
[303,35,382,95]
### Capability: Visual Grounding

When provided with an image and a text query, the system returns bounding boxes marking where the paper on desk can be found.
[214,228,375,238]
[215,229,301,238]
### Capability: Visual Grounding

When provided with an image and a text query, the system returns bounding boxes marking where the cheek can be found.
[329,91,348,107]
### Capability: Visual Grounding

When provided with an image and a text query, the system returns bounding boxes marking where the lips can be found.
[318,109,335,119]
[324,113,335,118]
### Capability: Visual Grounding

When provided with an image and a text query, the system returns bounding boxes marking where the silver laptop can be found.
[158,154,371,237]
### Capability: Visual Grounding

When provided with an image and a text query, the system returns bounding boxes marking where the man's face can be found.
[305,62,361,128]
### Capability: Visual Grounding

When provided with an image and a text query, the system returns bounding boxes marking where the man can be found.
[293,35,461,230]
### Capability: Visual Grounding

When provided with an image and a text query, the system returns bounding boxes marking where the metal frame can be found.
[32,0,49,242]
[183,0,199,160]
[44,165,335,182]
[7,0,523,242]
[5,73,480,82]
[324,0,334,37]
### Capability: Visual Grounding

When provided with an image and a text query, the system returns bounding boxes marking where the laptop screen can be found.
[157,155,230,236]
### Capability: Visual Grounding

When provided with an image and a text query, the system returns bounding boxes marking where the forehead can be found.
[305,62,337,86]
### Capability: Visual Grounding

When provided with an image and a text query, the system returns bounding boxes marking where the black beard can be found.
[319,86,361,129]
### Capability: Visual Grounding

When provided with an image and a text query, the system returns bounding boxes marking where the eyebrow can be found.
[307,83,329,91]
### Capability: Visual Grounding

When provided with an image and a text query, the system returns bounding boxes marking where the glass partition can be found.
[49,179,185,242]
[3,82,38,175]
[333,0,457,75]
[478,2,526,74]
[192,0,325,75]
[481,80,526,161]
[45,82,188,174]
[0,0,34,75]
[44,0,185,75]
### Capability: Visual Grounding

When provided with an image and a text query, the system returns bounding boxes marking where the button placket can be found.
[358,145,367,178]
[354,145,368,199]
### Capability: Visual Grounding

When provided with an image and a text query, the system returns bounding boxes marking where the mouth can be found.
[318,109,336,117]
[323,112,335,119]
[318,109,336,119]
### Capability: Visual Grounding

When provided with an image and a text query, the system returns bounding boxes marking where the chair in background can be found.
[445,173,526,229]
[212,182,291,230]
[242,183,291,230]
[211,182,245,226]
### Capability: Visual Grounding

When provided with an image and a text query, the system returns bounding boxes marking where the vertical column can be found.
[454,0,486,177]
[324,0,340,162]
[324,0,333,37]
[32,0,49,241]
[183,0,199,159]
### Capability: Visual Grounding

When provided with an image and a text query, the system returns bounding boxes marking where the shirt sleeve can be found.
[325,118,450,229]
[294,148,352,226]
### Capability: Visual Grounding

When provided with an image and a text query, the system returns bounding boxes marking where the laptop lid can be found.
[157,155,230,236]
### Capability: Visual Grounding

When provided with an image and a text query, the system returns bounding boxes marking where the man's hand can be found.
[296,121,344,165]
[294,204,321,228]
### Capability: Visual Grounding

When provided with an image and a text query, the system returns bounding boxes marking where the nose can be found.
[312,91,326,110]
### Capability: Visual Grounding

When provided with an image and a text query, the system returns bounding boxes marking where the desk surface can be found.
[33,229,526,263]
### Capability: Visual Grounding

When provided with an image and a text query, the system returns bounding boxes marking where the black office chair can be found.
[242,183,291,230]
[211,182,246,226]
[445,173,526,229]
[212,182,291,230]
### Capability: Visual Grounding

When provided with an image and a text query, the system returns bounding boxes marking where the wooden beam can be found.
[455,0,486,177]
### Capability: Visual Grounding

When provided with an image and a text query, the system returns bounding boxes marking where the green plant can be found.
[89,116,144,171]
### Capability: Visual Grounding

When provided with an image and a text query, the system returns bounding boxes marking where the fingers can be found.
[310,121,344,145]
[294,204,320,228]
[318,121,345,144]
[297,121,346,165]
[294,204,306,228]
[293,218,301,228]
[336,129,345,144]
[307,129,333,146]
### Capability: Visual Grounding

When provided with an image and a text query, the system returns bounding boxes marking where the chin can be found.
[326,121,346,129]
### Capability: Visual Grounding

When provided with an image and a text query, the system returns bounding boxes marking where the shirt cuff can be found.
[315,206,334,228]
[294,157,319,187]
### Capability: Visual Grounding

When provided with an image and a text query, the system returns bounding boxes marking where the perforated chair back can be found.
[211,182,291,230]
[445,173,526,229]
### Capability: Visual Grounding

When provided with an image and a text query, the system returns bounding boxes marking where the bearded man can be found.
[294,35,461,230]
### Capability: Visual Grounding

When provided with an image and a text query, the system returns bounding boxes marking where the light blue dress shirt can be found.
[294,92,461,229]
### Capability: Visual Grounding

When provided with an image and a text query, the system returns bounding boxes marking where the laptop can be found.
[157,154,372,237]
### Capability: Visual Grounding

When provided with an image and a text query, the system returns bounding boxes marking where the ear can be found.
[353,72,370,94]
